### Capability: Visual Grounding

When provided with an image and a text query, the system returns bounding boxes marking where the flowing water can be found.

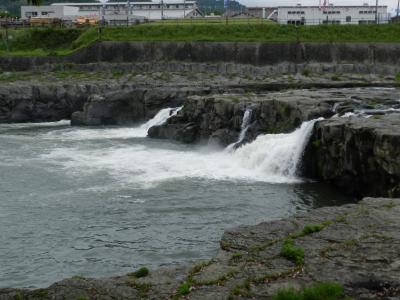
[0,113,351,288]
[226,108,253,152]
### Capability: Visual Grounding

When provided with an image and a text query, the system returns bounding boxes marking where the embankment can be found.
[1,41,400,75]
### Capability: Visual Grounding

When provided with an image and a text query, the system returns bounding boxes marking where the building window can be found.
[287,20,304,25]
[323,20,340,24]
[25,11,38,17]
[346,16,351,22]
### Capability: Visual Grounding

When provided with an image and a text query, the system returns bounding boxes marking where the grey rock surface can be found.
[303,113,400,198]
[2,197,400,299]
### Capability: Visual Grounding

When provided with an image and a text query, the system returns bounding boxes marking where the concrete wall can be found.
[1,41,400,71]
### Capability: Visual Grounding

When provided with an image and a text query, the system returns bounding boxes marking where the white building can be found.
[21,1,203,23]
[21,5,79,20]
[277,4,389,25]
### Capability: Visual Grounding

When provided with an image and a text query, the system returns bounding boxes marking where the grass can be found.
[395,73,400,82]
[300,224,325,236]
[280,238,305,266]
[1,23,400,57]
[176,280,192,296]
[273,282,348,300]
[128,266,150,278]
[126,279,152,298]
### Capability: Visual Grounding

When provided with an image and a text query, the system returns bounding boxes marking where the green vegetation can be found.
[128,266,150,278]
[300,224,325,236]
[126,279,152,298]
[280,238,305,266]
[395,72,400,82]
[176,280,192,296]
[1,24,400,57]
[273,282,348,300]
[302,69,311,77]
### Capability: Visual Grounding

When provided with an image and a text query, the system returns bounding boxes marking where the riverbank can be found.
[1,197,399,299]
[1,24,400,57]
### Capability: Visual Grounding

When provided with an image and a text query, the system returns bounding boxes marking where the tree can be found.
[12,0,42,6]
[26,0,42,5]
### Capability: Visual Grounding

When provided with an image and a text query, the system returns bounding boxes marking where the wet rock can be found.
[303,114,400,197]
[2,198,400,299]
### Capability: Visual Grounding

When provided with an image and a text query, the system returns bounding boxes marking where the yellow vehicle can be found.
[74,16,99,26]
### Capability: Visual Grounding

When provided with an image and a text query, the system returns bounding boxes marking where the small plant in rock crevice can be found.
[280,238,305,266]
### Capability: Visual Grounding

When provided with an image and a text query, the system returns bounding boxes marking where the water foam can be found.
[42,107,182,141]
[41,119,319,187]
[226,108,252,152]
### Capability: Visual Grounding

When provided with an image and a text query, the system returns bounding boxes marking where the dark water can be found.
[0,121,352,288]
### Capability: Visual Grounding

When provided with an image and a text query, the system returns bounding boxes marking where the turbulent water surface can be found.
[0,116,351,288]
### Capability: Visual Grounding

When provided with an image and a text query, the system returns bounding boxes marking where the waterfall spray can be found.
[226,108,253,152]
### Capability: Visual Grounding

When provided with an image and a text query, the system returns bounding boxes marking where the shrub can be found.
[129,266,149,278]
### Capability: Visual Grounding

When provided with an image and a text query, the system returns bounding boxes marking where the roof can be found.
[277,5,387,8]
[52,1,196,5]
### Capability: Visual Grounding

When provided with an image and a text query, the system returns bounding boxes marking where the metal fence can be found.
[277,17,391,26]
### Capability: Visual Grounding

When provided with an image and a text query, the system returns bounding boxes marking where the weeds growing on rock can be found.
[176,280,192,296]
[302,69,311,77]
[128,266,150,278]
[395,73,400,83]
[126,279,151,298]
[300,224,325,236]
[280,238,304,266]
[273,282,347,300]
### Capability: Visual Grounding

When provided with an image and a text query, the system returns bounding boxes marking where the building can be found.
[277,4,389,25]
[246,7,275,19]
[21,5,79,21]
[21,1,203,23]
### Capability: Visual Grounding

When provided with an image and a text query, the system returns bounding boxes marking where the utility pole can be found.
[397,0,399,21]
[161,0,164,20]
[4,24,9,53]
[184,0,186,18]
[127,0,130,26]
[375,0,378,24]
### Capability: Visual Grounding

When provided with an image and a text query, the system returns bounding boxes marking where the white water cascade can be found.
[140,106,182,133]
[231,118,321,180]
[226,108,253,152]
[41,118,320,186]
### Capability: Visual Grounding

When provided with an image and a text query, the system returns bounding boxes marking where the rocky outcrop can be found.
[303,114,400,198]
[148,92,335,145]
[71,86,208,126]
[148,88,399,147]
[0,83,95,123]
[2,197,400,299]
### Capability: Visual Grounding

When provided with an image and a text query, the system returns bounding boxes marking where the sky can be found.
[238,0,399,14]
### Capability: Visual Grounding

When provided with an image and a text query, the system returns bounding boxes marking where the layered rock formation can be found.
[304,114,400,198]
[71,86,210,126]
[2,197,399,299]
[147,92,334,146]
[147,87,400,198]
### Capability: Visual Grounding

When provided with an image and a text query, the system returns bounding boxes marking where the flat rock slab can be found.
[2,197,400,299]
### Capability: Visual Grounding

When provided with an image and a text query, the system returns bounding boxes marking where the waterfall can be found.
[140,106,182,131]
[231,119,320,179]
[226,108,253,152]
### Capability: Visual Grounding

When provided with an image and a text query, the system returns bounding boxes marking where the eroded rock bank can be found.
[146,87,400,198]
[303,114,400,198]
[1,197,399,299]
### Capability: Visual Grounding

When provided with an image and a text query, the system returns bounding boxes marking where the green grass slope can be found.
[0,23,399,57]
